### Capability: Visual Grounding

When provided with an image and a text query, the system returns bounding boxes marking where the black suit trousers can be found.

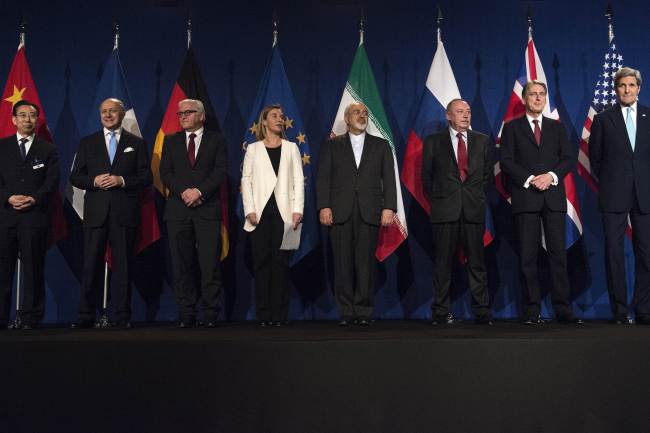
[602,192,650,320]
[431,217,489,319]
[80,212,136,322]
[515,210,572,319]
[330,200,378,320]
[167,217,222,321]
[250,198,290,322]
[0,224,47,325]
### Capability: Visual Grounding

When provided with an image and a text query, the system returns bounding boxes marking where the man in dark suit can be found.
[421,99,492,325]
[589,67,650,325]
[0,100,59,329]
[160,99,227,328]
[316,102,397,326]
[70,98,152,328]
[501,80,580,325]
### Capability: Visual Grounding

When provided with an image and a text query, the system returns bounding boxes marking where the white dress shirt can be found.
[16,132,35,155]
[349,131,365,168]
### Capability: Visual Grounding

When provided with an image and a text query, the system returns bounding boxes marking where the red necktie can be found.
[533,119,541,146]
[187,133,196,167]
[457,132,468,182]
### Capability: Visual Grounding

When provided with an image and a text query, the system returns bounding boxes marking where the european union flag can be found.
[240,45,317,266]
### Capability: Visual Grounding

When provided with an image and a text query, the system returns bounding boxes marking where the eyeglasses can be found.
[15,112,38,120]
[176,110,198,118]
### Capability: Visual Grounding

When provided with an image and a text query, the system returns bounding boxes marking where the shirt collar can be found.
[526,113,543,125]
[348,131,365,143]
[104,127,123,137]
[620,100,638,112]
[16,133,35,142]
[449,126,467,139]
[186,127,204,139]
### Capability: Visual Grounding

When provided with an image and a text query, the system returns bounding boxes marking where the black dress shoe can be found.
[338,319,351,327]
[272,321,288,327]
[432,313,455,325]
[205,321,217,328]
[71,320,95,329]
[475,317,493,325]
[636,316,650,325]
[20,323,36,330]
[557,316,584,325]
[355,318,371,326]
[523,317,542,325]
[113,320,132,329]
[178,320,196,328]
[258,321,269,327]
[609,316,634,325]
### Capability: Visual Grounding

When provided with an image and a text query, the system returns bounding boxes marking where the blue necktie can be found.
[108,131,117,163]
[626,106,636,151]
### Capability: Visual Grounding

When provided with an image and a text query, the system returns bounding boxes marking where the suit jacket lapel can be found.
[611,105,634,153]
[194,131,208,165]
[111,130,129,168]
[24,137,38,162]
[442,133,460,178]
[635,105,649,154]
[519,116,539,148]
[342,134,358,172]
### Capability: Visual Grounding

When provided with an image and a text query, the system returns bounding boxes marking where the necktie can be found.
[626,106,636,151]
[188,133,197,167]
[457,132,468,182]
[108,131,117,164]
[532,119,541,146]
[18,137,28,160]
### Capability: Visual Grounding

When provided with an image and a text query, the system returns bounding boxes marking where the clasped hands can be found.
[181,188,203,208]
[247,212,303,230]
[93,173,123,190]
[530,173,554,191]
[318,208,395,227]
[8,195,36,210]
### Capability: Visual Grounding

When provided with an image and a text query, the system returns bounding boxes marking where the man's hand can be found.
[246,212,258,226]
[319,208,333,226]
[380,209,395,227]
[181,188,202,207]
[292,212,303,230]
[8,195,35,210]
[94,174,123,190]
[531,173,553,191]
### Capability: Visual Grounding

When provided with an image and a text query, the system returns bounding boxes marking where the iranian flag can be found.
[330,40,407,261]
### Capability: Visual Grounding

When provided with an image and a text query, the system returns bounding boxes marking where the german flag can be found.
[0,43,68,245]
[151,47,229,260]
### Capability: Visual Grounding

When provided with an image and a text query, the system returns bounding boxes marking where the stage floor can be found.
[2,322,649,433]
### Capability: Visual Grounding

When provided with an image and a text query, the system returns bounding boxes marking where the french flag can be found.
[494,35,582,248]
[401,29,495,247]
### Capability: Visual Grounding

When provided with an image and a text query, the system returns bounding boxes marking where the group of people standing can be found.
[1,66,649,329]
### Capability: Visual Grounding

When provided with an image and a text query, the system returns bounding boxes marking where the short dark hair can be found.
[12,100,40,117]
[521,80,547,99]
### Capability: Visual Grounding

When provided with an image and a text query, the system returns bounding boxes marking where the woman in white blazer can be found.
[241,104,304,326]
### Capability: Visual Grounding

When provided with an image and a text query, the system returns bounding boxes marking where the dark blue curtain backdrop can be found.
[1,0,649,323]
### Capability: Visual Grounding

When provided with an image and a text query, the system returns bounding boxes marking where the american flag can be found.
[577,38,623,191]
[494,35,583,248]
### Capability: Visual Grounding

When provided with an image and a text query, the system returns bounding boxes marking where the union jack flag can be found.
[494,35,582,248]
[577,38,623,191]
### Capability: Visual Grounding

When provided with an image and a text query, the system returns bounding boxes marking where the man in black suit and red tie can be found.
[316,102,397,326]
[160,99,227,328]
[501,80,581,325]
[589,67,650,325]
[0,100,59,329]
[70,98,152,328]
[421,99,492,325]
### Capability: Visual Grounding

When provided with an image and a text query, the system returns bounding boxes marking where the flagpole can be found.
[436,5,443,43]
[113,19,120,50]
[272,9,279,47]
[605,3,614,43]
[10,18,28,330]
[187,15,192,49]
[527,6,533,39]
[359,7,365,45]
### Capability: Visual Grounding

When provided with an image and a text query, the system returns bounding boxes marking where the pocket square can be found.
[123,147,135,153]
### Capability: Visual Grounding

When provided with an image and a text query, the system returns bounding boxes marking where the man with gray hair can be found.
[70,98,152,328]
[160,98,227,328]
[316,102,396,326]
[589,67,650,325]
